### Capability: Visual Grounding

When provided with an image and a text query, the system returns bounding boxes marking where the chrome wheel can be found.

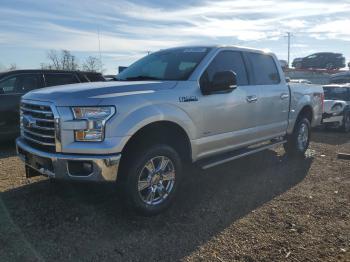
[137,156,176,206]
[297,122,309,151]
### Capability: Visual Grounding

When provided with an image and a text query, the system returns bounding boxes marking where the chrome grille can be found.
[20,101,56,152]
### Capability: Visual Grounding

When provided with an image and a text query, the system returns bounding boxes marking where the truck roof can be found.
[161,45,273,55]
[0,69,102,76]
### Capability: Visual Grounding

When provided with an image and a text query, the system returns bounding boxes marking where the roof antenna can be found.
[97,26,102,72]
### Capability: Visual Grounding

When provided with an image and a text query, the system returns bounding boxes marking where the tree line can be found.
[1,50,104,73]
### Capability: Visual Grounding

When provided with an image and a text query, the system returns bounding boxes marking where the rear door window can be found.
[84,73,105,82]
[245,52,280,85]
[0,74,41,94]
[45,73,80,87]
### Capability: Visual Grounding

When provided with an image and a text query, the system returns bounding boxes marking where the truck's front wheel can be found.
[122,144,182,215]
[284,117,311,157]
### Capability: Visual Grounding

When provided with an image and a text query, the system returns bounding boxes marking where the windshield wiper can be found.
[124,75,162,81]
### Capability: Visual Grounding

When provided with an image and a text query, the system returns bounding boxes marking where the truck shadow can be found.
[0,149,312,262]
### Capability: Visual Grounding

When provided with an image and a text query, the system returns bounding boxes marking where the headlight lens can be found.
[331,104,343,112]
[72,106,115,142]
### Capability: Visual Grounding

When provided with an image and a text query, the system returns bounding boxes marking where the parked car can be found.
[322,84,350,132]
[16,46,324,215]
[292,53,346,70]
[0,70,105,139]
[330,71,350,84]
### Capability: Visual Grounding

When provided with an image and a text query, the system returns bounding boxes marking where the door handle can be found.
[246,95,258,103]
[280,93,289,100]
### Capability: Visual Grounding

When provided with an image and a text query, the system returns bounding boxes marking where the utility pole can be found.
[97,26,102,72]
[287,32,291,67]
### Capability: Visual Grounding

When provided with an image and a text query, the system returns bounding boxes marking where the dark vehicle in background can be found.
[322,84,350,132]
[292,52,346,70]
[0,70,105,139]
[330,71,350,84]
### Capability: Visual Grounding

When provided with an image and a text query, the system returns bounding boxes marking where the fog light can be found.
[67,161,93,176]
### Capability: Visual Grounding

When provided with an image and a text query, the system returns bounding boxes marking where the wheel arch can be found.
[118,120,193,177]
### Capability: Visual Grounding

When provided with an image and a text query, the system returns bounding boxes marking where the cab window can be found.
[245,52,280,85]
[45,73,79,87]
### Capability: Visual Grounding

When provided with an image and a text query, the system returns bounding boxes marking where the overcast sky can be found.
[1,0,350,74]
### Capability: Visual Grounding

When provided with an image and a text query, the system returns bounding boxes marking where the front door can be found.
[198,50,261,158]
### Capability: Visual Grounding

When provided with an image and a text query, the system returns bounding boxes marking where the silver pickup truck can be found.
[16,46,324,215]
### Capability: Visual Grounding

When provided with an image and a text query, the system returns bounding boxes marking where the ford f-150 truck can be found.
[16,46,324,215]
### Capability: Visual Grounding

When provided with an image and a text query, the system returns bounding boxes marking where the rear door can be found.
[44,72,80,87]
[0,73,43,136]
[244,52,289,139]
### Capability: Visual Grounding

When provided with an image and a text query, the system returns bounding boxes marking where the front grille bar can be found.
[22,133,56,146]
[23,127,55,139]
[20,106,53,116]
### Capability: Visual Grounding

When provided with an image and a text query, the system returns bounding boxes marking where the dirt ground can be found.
[0,130,349,262]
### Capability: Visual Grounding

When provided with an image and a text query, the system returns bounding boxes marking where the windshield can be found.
[323,86,349,100]
[116,47,211,81]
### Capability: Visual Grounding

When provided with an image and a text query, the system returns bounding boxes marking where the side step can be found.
[197,140,287,170]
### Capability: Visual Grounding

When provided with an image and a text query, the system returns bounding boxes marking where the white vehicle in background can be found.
[322,84,350,132]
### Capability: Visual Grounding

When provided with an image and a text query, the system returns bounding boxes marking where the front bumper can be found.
[16,138,121,182]
[322,112,343,124]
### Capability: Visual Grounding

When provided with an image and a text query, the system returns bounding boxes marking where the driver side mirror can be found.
[200,70,237,95]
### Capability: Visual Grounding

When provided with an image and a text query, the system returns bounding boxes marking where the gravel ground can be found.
[0,130,349,262]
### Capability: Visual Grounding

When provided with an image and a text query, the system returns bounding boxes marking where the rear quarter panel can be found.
[287,83,324,134]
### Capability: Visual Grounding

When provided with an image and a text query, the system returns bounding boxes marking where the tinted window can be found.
[323,87,350,101]
[117,47,210,81]
[0,74,40,94]
[246,53,280,85]
[331,76,350,84]
[45,73,79,87]
[201,51,248,86]
[84,73,105,82]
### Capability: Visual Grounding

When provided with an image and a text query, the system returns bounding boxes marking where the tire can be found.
[341,112,350,133]
[284,117,311,157]
[121,144,183,216]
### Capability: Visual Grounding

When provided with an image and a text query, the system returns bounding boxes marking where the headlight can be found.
[331,104,343,112]
[72,106,115,142]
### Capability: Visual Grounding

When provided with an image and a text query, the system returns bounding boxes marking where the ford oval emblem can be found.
[22,115,36,128]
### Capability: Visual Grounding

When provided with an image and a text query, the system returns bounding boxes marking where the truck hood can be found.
[23,81,177,106]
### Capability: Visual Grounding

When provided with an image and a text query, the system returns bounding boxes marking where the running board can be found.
[198,140,287,170]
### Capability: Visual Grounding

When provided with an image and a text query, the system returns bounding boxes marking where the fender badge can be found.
[178,96,198,102]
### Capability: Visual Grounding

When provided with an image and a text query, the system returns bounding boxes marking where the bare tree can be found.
[82,56,102,72]
[44,49,79,71]
[8,63,17,71]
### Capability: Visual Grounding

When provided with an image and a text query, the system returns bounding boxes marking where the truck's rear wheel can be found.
[284,117,311,157]
[122,144,182,215]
